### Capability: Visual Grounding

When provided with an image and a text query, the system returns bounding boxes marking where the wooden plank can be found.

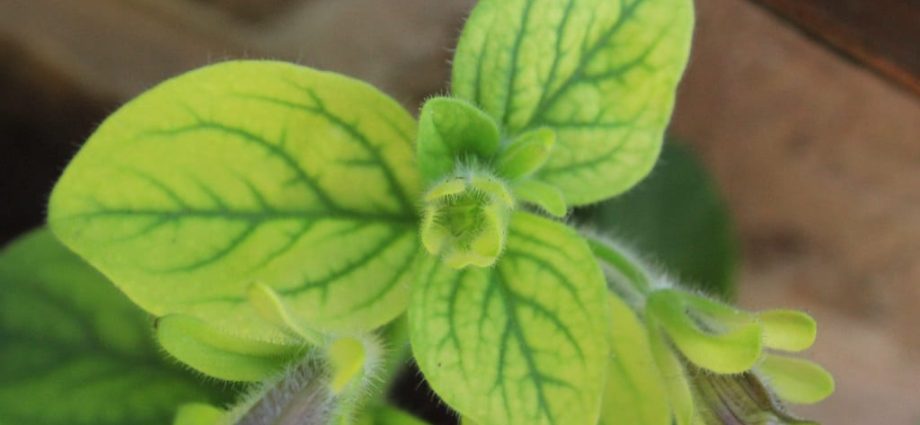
[749,0,920,96]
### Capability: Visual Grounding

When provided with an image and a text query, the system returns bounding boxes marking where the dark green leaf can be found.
[0,229,227,424]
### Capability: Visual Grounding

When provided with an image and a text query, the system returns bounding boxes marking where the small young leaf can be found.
[647,290,762,374]
[453,0,695,205]
[600,294,670,425]
[417,97,501,183]
[48,61,422,340]
[156,314,304,382]
[410,212,608,425]
[496,128,555,180]
[757,355,835,405]
[512,179,567,217]
[758,310,817,353]
[0,229,224,424]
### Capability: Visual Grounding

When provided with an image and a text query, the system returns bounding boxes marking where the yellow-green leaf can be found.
[758,310,817,353]
[600,294,670,425]
[409,212,608,425]
[0,229,225,424]
[453,0,694,205]
[757,355,834,405]
[48,61,422,340]
[156,314,303,382]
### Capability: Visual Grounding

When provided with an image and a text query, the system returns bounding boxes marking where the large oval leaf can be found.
[409,212,608,425]
[49,61,422,339]
[452,0,694,205]
[0,229,225,424]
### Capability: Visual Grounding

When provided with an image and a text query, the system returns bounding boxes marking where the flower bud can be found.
[421,172,513,268]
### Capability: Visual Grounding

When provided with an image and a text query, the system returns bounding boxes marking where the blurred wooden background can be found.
[1,0,918,423]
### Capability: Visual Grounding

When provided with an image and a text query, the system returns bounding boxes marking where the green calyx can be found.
[421,171,513,268]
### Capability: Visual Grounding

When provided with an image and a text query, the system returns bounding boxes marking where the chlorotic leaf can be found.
[600,294,670,425]
[577,142,738,298]
[173,403,226,425]
[453,0,695,205]
[757,355,835,405]
[48,61,422,339]
[0,229,225,424]
[410,212,608,425]
[417,97,501,183]
[156,314,304,382]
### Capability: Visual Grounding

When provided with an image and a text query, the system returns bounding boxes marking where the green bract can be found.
[452,0,694,205]
[49,61,422,339]
[0,230,225,424]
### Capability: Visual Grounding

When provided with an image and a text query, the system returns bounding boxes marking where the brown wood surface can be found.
[749,0,920,96]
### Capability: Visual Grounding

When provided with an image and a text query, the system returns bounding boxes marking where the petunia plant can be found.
[1,0,835,424]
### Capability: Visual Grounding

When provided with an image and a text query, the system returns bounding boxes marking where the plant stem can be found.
[586,236,654,312]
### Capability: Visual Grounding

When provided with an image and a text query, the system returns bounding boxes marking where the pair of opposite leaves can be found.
[47,0,694,424]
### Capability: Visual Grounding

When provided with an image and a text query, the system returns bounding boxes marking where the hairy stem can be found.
[235,358,336,425]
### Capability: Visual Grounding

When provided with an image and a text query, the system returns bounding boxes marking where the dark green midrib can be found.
[529,0,578,125]
[328,245,419,319]
[139,119,342,212]
[498,0,537,126]
[61,206,416,225]
[521,0,648,130]
[233,79,416,213]
[144,226,417,307]
[501,249,582,309]
[491,267,578,425]
[277,229,412,298]
[539,124,640,177]
[435,267,468,370]
[468,1,497,108]
[56,204,416,275]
